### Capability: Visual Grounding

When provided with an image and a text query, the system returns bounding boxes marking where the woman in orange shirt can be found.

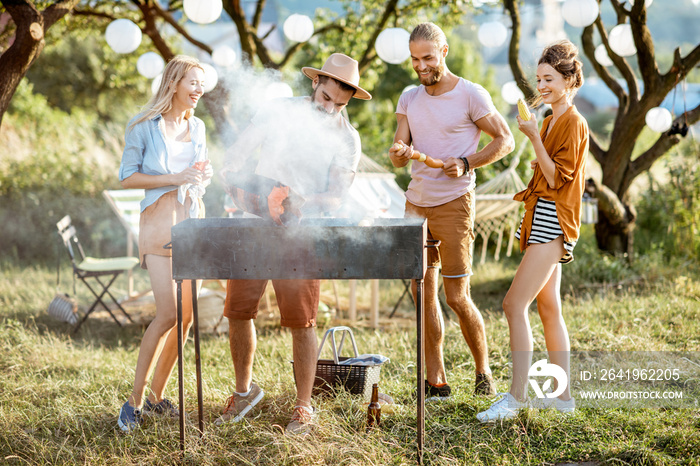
[478,40,589,422]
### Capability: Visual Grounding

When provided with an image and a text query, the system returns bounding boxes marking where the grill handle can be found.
[316,326,360,364]
[425,239,441,248]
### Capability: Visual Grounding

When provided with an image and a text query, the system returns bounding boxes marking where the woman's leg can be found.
[503,237,565,401]
[535,264,571,400]
[146,259,197,403]
[128,255,193,407]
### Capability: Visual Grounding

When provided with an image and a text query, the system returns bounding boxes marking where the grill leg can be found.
[192,279,204,436]
[416,277,424,464]
[177,280,185,452]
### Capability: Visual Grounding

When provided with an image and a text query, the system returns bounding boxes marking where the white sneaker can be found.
[531,395,575,413]
[476,393,528,423]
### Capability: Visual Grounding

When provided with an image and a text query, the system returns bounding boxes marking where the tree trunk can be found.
[588,178,637,260]
[0,4,44,127]
[0,0,80,127]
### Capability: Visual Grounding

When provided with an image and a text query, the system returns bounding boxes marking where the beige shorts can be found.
[405,191,475,277]
[138,190,203,269]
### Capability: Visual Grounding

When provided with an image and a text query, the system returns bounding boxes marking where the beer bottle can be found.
[367,383,381,430]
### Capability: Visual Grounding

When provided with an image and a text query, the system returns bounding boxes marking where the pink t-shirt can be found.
[396,78,496,207]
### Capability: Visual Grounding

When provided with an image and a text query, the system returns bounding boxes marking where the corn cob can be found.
[517,98,531,121]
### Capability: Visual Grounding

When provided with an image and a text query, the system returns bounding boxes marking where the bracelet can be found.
[460,157,470,176]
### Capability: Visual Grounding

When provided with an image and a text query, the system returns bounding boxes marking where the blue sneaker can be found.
[143,398,180,418]
[118,401,142,432]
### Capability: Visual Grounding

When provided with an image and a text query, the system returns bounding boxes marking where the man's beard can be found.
[417,61,445,86]
[310,87,332,116]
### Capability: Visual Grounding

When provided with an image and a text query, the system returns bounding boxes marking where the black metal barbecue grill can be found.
[171,217,429,462]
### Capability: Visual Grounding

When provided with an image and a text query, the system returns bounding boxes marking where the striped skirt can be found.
[515,198,575,264]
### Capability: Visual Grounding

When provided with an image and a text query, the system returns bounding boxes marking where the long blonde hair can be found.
[128,55,204,131]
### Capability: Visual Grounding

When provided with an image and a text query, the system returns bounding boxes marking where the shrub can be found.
[635,149,700,261]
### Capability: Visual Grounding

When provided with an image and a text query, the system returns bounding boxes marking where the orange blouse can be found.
[513,105,589,252]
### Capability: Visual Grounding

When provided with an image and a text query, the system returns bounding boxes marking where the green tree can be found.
[503,0,700,258]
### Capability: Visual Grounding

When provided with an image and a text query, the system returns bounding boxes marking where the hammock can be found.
[474,138,528,264]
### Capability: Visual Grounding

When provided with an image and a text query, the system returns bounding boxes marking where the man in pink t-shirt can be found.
[389,22,515,399]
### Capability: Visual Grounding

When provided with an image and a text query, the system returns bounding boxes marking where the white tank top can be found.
[166,138,196,174]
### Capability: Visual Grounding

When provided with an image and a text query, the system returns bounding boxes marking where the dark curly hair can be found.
[538,40,584,94]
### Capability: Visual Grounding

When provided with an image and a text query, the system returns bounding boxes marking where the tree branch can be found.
[582,21,625,100]
[595,14,639,103]
[629,1,660,95]
[277,23,346,70]
[223,0,255,63]
[626,101,700,190]
[134,1,175,59]
[589,131,606,167]
[357,0,400,72]
[71,8,120,21]
[250,29,274,68]
[252,0,265,30]
[42,0,81,27]
[149,0,211,54]
[503,0,535,100]
[679,42,700,73]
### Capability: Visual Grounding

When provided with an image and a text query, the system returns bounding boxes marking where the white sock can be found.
[236,387,251,397]
[294,405,313,414]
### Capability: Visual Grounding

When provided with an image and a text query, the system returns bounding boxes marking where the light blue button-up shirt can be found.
[119,114,207,212]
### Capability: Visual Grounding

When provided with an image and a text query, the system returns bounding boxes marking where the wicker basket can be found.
[294,326,385,401]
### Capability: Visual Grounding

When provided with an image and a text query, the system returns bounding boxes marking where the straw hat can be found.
[302,53,372,100]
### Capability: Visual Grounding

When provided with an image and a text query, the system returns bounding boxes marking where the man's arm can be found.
[388,113,413,168]
[443,111,515,178]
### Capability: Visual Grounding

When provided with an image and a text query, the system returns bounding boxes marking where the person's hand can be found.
[200,160,214,182]
[389,140,412,164]
[173,166,203,186]
[442,157,466,178]
[530,159,539,170]
[517,113,539,140]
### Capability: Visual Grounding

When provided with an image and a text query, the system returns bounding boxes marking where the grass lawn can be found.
[1,233,699,465]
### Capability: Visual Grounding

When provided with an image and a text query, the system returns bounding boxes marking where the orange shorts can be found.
[404,191,475,277]
[224,279,320,328]
[138,190,203,269]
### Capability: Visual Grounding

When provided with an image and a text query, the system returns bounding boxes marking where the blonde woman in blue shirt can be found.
[117,55,212,431]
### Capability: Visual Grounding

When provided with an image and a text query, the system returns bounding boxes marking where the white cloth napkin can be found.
[178,183,205,219]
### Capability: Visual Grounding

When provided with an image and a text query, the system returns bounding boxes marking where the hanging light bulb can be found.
[375,28,411,64]
[594,44,614,67]
[609,24,637,57]
[183,0,223,25]
[136,52,165,79]
[501,81,525,105]
[645,107,672,132]
[478,21,508,48]
[265,81,294,101]
[283,14,314,43]
[212,44,237,68]
[105,19,142,54]
[200,63,218,93]
[561,0,599,28]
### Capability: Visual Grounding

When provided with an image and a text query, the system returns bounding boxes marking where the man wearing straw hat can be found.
[217,53,371,435]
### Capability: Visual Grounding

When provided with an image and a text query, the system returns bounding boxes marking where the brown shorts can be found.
[138,190,203,270]
[224,279,320,328]
[404,191,475,277]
